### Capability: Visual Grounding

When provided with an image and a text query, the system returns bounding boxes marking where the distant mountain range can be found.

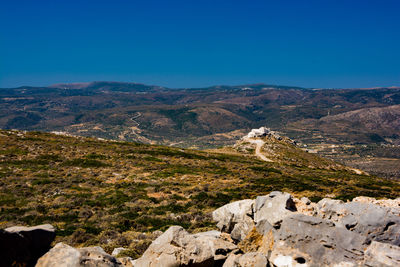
[1,81,400,178]
[1,81,399,144]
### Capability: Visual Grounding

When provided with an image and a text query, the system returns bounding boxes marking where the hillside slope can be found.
[2,82,400,178]
[1,130,399,257]
[232,127,346,170]
[294,104,400,144]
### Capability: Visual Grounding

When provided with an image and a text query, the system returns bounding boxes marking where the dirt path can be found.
[131,112,141,126]
[243,137,273,162]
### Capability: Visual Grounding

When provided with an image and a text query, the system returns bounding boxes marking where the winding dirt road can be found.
[243,137,273,162]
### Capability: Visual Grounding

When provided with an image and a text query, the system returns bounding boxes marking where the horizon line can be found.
[1,80,400,90]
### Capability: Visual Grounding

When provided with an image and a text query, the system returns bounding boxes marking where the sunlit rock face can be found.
[131,192,400,267]
[4,192,399,267]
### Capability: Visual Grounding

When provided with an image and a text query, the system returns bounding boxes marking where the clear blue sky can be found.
[1,0,399,88]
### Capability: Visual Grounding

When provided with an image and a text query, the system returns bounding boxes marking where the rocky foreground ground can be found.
[2,191,399,267]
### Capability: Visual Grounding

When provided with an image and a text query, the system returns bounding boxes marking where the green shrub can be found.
[63,158,109,168]
[32,179,52,185]
[143,156,163,162]
[155,165,198,178]
[250,166,282,174]
[83,224,102,235]
[85,153,107,160]
[56,225,77,236]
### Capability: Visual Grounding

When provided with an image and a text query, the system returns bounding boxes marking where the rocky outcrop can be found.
[132,226,237,267]
[36,242,125,267]
[131,192,399,267]
[253,191,296,227]
[316,198,400,246]
[21,192,399,267]
[269,214,366,266]
[212,199,254,242]
[0,224,55,267]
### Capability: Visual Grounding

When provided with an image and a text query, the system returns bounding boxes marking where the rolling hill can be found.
[1,82,400,178]
[1,130,399,258]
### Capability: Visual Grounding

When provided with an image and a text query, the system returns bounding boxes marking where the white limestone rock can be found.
[132,226,237,267]
[212,199,255,241]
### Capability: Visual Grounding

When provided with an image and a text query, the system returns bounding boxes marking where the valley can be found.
[1,82,399,178]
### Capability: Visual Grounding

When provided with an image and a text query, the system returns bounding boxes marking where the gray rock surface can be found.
[132,226,237,267]
[254,191,296,227]
[36,243,81,267]
[363,241,400,267]
[0,224,55,267]
[212,199,254,241]
[317,198,400,246]
[213,192,399,266]
[254,219,275,236]
[5,224,55,233]
[271,213,366,266]
[36,242,123,267]
[23,192,400,267]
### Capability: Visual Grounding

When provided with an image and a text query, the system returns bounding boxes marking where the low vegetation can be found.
[0,130,399,257]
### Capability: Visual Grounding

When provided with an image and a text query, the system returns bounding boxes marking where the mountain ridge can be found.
[3,81,400,91]
[1,81,400,178]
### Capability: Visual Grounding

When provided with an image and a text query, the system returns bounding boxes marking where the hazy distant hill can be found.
[1,82,399,145]
[319,104,400,140]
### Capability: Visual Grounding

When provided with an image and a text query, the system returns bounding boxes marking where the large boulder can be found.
[0,224,55,267]
[317,198,400,246]
[363,241,400,267]
[132,226,237,267]
[36,242,123,267]
[36,243,81,267]
[269,213,367,266]
[254,191,296,228]
[20,192,400,267]
[212,199,254,242]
